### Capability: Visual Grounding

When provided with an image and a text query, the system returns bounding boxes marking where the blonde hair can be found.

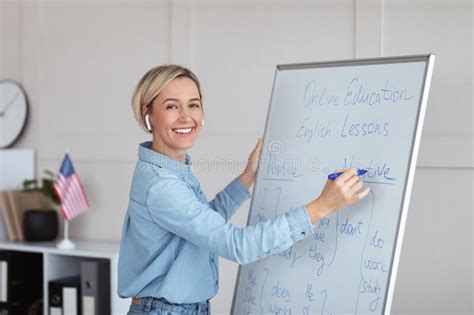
[131,65,202,132]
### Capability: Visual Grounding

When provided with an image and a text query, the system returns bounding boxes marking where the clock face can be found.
[0,80,28,148]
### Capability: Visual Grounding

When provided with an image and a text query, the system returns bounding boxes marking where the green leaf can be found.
[22,179,39,191]
[44,169,56,179]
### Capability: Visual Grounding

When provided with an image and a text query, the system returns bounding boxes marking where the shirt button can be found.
[300,231,306,237]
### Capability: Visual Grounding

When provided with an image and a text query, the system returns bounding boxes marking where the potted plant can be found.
[21,170,59,241]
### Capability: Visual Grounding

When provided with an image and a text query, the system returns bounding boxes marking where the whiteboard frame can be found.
[230,54,435,315]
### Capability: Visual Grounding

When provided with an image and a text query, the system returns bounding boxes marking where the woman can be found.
[118,65,369,314]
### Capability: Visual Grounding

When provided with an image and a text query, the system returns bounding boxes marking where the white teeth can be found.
[174,128,192,134]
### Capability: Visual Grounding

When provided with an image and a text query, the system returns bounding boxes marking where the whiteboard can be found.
[231,55,435,315]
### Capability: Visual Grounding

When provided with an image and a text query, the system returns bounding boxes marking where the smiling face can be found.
[148,76,203,161]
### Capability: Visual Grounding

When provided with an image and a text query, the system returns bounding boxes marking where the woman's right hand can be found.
[306,168,370,225]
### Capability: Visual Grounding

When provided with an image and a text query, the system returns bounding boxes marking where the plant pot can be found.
[23,209,59,242]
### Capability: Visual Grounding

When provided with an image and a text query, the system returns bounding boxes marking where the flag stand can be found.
[54,149,88,250]
[57,219,76,249]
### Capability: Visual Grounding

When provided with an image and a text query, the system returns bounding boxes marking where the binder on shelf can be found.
[81,259,111,315]
[64,286,78,315]
[0,260,6,302]
[0,251,42,314]
[49,280,61,315]
[0,252,7,312]
[49,275,81,315]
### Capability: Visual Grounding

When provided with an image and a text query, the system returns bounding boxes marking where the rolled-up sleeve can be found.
[209,177,251,220]
[146,178,314,265]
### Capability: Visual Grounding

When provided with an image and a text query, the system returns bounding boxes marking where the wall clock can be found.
[0,80,29,148]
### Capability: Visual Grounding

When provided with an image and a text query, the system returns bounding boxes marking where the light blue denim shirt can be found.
[118,142,314,303]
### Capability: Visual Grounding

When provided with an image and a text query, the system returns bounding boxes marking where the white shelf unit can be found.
[0,240,130,314]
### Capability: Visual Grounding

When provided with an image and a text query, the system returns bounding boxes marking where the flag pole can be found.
[57,218,75,249]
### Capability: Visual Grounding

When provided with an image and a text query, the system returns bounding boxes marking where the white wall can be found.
[0,0,472,314]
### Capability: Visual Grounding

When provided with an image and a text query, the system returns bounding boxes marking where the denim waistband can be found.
[134,296,210,313]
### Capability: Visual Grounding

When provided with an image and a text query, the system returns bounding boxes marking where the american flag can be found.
[53,154,90,220]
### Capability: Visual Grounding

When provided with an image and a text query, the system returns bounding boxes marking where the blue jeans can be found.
[127,297,211,315]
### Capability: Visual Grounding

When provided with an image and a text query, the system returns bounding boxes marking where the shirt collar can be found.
[138,141,192,177]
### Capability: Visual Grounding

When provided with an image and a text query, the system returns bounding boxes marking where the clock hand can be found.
[0,92,20,116]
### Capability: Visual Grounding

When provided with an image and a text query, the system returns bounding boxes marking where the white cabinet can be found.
[0,240,130,314]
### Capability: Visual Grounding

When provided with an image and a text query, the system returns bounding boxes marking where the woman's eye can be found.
[190,103,201,108]
[166,104,178,109]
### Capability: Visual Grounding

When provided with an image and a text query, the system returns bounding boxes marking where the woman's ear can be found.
[144,113,153,133]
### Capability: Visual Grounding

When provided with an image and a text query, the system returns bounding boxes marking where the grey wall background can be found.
[0,0,472,314]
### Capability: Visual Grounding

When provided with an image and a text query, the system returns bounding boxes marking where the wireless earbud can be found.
[145,113,152,133]
[201,119,205,126]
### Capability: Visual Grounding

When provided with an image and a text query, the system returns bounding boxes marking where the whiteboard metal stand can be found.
[384,54,435,313]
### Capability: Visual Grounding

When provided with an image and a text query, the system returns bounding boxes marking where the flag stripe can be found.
[53,154,90,221]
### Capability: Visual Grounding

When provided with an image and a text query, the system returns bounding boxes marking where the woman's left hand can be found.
[239,138,263,190]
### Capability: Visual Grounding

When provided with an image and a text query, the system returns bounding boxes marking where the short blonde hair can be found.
[131,65,202,132]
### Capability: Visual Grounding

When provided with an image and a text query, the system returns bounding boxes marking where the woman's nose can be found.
[178,107,192,122]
